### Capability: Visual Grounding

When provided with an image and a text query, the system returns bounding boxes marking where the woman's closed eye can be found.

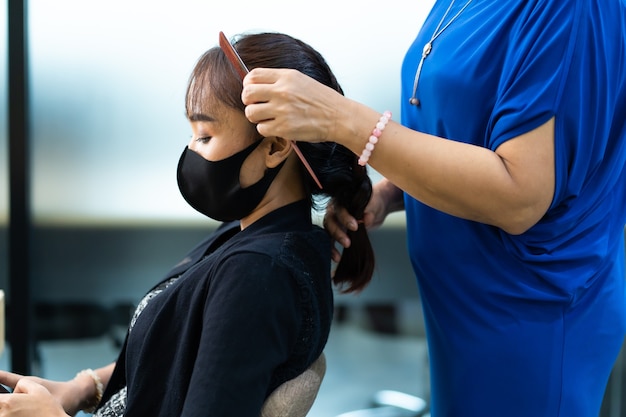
[195,136,212,144]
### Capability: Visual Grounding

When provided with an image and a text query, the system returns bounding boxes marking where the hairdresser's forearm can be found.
[335,100,555,234]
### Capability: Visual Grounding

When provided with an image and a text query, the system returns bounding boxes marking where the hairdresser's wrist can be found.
[335,100,386,158]
[377,179,405,214]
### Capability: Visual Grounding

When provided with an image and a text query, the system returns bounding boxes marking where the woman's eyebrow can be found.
[188,113,216,122]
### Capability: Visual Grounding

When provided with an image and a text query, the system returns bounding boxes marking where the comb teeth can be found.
[218,31,248,80]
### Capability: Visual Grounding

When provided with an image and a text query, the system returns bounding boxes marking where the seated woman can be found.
[0,32,374,417]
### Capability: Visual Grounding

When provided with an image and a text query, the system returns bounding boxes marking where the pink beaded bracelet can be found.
[358,111,392,166]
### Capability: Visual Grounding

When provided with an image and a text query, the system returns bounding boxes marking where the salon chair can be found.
[261,352,327,417]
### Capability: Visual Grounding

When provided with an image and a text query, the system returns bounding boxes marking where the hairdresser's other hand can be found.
[325,179,404,263]
[0,371,83,416]
[242,68,347,143]
[0,379,69,417]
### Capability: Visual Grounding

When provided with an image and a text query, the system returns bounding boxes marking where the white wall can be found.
[1,0,434,225]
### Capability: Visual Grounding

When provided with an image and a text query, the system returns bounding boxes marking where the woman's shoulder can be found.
[212,225,330,281]
[224,224,329,260]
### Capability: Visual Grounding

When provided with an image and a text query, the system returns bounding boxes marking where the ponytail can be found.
[331,164,374,293]
[298,142,375,293]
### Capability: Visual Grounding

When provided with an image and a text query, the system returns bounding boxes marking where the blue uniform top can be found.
[400,0,626,415]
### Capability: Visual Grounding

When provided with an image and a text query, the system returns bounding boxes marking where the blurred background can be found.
[1,1,434,415]
[1,1,623,416]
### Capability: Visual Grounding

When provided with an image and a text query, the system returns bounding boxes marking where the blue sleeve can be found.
[181,253,301,416]
[495,0,626,290]
[487,0,577,151]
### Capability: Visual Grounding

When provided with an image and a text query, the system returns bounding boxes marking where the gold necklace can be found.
[409,0,474,106]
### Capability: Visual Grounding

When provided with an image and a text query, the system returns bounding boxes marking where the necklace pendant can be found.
[422,42,432,58]
[409,0,474,110]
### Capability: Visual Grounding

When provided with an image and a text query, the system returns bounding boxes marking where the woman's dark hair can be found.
[186,32,374,293]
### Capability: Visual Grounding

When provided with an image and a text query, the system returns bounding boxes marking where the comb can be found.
[218,31,323,189]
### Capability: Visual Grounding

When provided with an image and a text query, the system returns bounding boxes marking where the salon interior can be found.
[1,1,624,416]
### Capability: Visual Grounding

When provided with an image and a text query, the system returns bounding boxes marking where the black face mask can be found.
[177,140,285,222]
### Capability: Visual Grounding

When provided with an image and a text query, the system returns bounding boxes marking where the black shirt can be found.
[100,200,333,416]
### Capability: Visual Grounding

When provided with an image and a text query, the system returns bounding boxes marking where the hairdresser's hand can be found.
[0,379,69,417]
[242,68,347,143]
[0,371,83,416]
[324,179,404,263]
[324,201,365,264]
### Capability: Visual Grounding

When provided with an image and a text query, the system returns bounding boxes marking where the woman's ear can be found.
[264,137,293,168]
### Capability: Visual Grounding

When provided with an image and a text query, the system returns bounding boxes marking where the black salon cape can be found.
[99,200,333,416]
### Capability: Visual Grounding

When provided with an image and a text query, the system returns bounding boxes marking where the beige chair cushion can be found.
[260,353,326,417]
